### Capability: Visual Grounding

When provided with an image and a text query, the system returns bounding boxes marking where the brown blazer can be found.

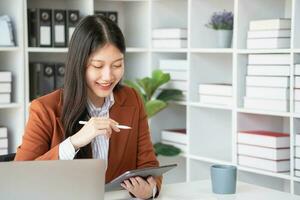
[15,86,162,190]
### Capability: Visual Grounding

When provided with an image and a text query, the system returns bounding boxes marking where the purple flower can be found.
[206,10,233,30]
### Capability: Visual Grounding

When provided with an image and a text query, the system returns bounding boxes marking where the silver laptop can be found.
[0,159,105,200]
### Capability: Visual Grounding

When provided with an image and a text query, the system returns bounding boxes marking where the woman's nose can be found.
[101,66,113,81]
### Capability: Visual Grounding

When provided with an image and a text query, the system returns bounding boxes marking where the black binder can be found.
[30,62,55,100]
[55,63,65,89]
[27,8,38,47]
[107,12,118,24]
[95,11,118,24]
[39,9,52,47]
[66,10,79,44]
[52,10,66,47]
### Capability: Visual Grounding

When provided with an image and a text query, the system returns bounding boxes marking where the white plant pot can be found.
[217,30,233,48]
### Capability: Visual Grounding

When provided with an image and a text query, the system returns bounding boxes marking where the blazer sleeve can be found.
[132,88,163,195]
[14,100,59,161]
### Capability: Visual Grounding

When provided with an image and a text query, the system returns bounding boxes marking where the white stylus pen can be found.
[78,121,132,129]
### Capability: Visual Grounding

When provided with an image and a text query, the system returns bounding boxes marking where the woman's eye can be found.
[92,65,103,69]
[113,65,122,68]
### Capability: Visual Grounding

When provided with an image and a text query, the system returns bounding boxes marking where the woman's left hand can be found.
[121,176,157,199]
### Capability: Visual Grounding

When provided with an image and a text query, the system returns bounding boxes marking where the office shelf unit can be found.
[2,0,300,195]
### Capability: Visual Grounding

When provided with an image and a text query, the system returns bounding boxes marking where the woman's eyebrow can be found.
[91,57,124,62]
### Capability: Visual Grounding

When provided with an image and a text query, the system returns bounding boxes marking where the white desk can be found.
[105,180,300,200]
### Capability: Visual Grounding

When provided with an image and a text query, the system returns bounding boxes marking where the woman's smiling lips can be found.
[96,82,113,90]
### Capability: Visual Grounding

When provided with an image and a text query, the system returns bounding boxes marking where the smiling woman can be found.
[14,15,161,199]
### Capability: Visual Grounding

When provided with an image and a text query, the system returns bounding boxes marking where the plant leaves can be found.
[157,89,183,102]
[145,100,167,118]
[154,142,181,156]
[123,79,146,103]
[151,70,170,94]
[137,77,153,101]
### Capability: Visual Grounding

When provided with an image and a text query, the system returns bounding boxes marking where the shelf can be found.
[126,47,148,53]
[0,47,20,52]
[293,113,300,118]
[189,102,233,110]
[27,47,68,53]
[188,154,233,166]
[294,49,300,53]
[237,49,291,54]
[190,48,233,53]
[237,108,291,117]
[0,103,21,109]
[238,165,291,181]
[151,48,188,53]
[169,101,187,106]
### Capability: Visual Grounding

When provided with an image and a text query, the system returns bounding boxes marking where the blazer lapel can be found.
[106,87,136,181]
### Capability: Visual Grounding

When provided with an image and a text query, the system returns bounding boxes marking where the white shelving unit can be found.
[2,0,300,195]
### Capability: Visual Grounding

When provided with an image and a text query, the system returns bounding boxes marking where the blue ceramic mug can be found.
[210,164,237,194]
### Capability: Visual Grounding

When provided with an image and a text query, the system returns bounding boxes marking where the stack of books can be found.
[161,129,187,153]
[159,59,188,101]
[238,130,290,173]
[244,54,290,112]
[0,127,8,155]
[152,28,187,48]
[294,64,300,113]
[295,134,300,177]
[247,18,291,49]
[0,72,12,104]
[198,83,233,106]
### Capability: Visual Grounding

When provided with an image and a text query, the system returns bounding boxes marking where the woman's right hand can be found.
[70,117,120,150]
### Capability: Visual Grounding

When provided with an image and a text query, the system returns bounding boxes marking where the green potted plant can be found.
[124,69,183,156]
[205,10,234,48]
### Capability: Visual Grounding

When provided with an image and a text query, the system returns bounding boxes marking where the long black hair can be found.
[61,15,126,158]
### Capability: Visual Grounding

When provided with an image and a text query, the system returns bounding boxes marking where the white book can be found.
[247,65,290,76]
[248,54,290,65]
[0,127,7,138]
[0,93,10,103]
[0,71,12,82]
[295,146,300,158]
[163,70,187,81]
[198,84,232,96]
[152,39,187,48]
[296,134,300,146]
[0,148,8,155]
[161,129,187,144]
[295,64,300,76]
[295,170,300,177]
[238,155,290,172]
[295,76,300,88]
[200,95,232,106]
[0,82,11,93]
[0,138,8,148]
[295,89,300,100]
[247,38,290,49]
[295,101,300,113]
[295,159,300,170]
[244,97,288,112]
[162,140,187,153]
[247,29,291,39]
[246,76,289,88]
[249,18,291,30]
[159,60,188,71]
[152,28,187,39]
[161,80,187,91]
[246,86,289,100]
[238,144,290,160]
[238,131,290,148]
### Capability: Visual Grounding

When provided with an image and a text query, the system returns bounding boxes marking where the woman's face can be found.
[86,43,124,104]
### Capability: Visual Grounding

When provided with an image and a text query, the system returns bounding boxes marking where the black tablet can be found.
[105,164,177,191]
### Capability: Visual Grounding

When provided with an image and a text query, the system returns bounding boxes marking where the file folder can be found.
[53,10,66,47]
[67,10,79,43]
[39,9,52,47]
